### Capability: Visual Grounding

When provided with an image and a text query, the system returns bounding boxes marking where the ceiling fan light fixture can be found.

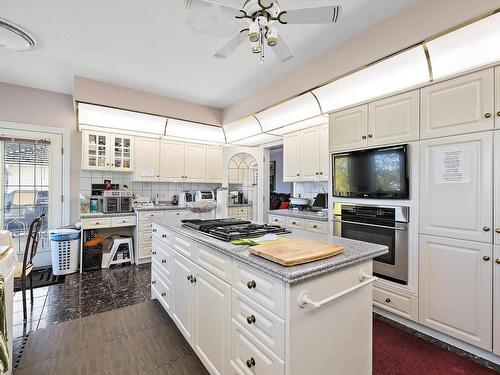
[266,27,278,46]
[248,21,260,42]
[251,40,261,54]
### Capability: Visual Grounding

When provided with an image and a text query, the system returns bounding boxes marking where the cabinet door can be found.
[495,131,500,244]
[420,132,493,243]
[368,90,419,147]
[83,131,110,170]
[110,134,133,171]
[496,67,500,129]
[171,252,195,344]
[206,145,223,183]
[283,133,301,182]
[299,127,320,181]
[494,245,500,356]
[160,140,185,181]
[133,137,160,181]
[420,68,494,140]
[419,235,492,350]
[329,105,367,152]
[193,264,231,375]
[319,124,329,181]
[185,143,207,182]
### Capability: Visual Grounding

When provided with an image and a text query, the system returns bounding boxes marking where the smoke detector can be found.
[0,18,35,51]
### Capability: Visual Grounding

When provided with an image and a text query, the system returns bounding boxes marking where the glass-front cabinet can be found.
[82,130,133,171]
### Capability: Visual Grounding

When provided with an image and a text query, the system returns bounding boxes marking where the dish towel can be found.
[0,274,9,373]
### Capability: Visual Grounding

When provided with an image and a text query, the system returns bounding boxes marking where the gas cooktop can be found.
[181,218,291,242]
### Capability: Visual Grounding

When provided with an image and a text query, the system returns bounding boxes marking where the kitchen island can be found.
[150,218,387,375]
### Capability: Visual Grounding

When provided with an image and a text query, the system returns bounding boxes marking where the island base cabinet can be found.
[171,252,195,344]
[419,235,492,350]
[287,261,373,375]
[494,245,500,356]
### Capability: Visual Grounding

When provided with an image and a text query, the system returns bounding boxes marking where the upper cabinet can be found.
[329,105,367,152]
[206,145,223,183]
[495,67,500,129]
[160,140,185,181]
[420,69,494,140]
[283,124,329,182]
[368,90,419,147]
[134,137,160,181]
[82,130,134,171]
[184,143,207,182]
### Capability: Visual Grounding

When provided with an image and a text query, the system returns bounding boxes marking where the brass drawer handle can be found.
[151,280,156,285]
[191,276,197,283]
[246,315,256,324]
[483,226,491,232]
[152,251,156,255]
[162,234,167,238]
[362,135,367,140]
[385,298,391,303]
[368,134,373,138]
[485,113,492,118]
[152,229,157,232]
[247,280,257,289]
[161,259,166,264]
[187,275,193,281]
[483,256,491,261]
[496,258,500,264]
[246,358,255,368]
[495,228,500,234]
[312,225,318,228]
[161,292,166,297]
[497,111,500,117]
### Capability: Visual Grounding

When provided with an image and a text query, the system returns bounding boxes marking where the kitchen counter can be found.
[79,212,136,219]
[268,209,329,222]
[228,203,252,207]
[132,205,187,212]
[152,217,387,284]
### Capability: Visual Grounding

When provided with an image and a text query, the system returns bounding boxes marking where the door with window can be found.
[0,128,63,262]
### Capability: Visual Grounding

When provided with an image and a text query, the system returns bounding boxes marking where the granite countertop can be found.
[229,203,252,207]
[152,218,387,284]
[133,205,187,212]
[80,212,136,219]
[268,209,329,222]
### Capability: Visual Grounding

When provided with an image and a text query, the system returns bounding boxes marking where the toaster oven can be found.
[103,190,133,213]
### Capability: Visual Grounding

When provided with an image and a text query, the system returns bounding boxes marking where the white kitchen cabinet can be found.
[419,235,492,350]
[494,245,500,356]
[329,105,368,152]
[133,137,160,181]
[184,143,207,181]
[495,132,500,244]
[299,127,321,181]
[368,90,419,147]
[160,139,185,181]
[110,134,133,171]
[206,145,223,183]
[373,285,418,322]
[319,124,329,181]
[419,132,493,243]
[193,264,232,375]
[171,251,195,344]
[82,130,110,170]
[496,67,500,129]
[283,133,301,182]
[420,68,494,140]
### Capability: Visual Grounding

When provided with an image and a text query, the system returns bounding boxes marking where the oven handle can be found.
[332,219,407,232]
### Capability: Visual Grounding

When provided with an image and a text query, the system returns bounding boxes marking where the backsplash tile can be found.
[294,181,328,200]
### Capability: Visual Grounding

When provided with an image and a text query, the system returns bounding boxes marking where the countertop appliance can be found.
[182,218,290,242]
[178,191,193,207]
[333,144,409,199]
[311,193,327,210]
[194,191,215,202]
[103,190,133,213]
[333,203,409,284]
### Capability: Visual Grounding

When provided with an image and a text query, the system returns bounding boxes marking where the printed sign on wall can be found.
[434,145,471,184]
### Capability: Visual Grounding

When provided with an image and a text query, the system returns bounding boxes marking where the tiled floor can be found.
[12,264,151,369]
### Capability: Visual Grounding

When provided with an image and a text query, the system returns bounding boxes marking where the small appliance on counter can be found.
[178,191,193,207]
[311,193,328,211]
[103,190,133,213]
[194,191,215,202]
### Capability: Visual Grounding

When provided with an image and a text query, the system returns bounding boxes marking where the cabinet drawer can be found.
[151,272,171,313]
[373,286,418,322]
[152,223,169,243]
[233,262,285,318]
[196,244,232,283]
[268,215,285,225]
[139,221,153,231]
[139,211,165,221]
[152,242,172,282]
[304,219,328,234]
[231,319,284,375]
[232,290,285,359]
[81,217,112,229]
[286,217,304,230]
[169,230,197,260]
[111,216,136,227]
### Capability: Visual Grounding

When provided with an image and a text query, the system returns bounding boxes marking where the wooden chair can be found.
[14,214,45,323]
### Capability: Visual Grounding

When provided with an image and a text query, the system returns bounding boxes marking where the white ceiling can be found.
[0,0,416,108]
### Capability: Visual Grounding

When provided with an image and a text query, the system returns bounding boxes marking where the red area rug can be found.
[373,319,499,375]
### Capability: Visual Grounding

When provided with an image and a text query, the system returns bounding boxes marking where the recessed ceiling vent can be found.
[0,18,35,51]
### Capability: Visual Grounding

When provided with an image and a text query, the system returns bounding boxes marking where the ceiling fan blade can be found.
[271,34,294,63]
[214,30,248,59]
[280,5,342,24]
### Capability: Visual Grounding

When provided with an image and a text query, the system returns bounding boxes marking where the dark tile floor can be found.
[12,263,151,369]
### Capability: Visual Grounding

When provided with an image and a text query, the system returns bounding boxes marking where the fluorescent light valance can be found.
[166,118,225,143]
[426,12,500,80]
[223,116,262,143]
[232,133,281,146]
[313,46,430,113]
[255,93,321,132]
[78,103,167,135]
[267,115,328,135]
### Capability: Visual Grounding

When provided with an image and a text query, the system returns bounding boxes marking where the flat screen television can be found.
[332,144,409,199]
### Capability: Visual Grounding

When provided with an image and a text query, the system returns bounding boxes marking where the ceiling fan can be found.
[190,0,342,63]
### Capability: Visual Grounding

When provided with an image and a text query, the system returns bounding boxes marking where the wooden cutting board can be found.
[249,238,344,266]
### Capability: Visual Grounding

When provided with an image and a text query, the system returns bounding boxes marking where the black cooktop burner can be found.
[182,218,291,242]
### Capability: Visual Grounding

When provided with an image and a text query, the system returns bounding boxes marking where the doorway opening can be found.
[268,146,292,211]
